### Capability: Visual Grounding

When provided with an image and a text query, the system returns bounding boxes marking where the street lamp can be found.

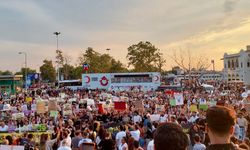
[211,59,215,81]
[54,32,60,50]
[54,32,61,86]
[18,52,27,90]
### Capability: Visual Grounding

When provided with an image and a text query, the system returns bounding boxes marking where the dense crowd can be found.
[0,82,250,150]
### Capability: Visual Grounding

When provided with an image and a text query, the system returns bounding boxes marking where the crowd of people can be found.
[0,81,249,150]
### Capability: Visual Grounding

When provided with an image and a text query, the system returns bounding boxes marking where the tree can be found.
[79,47,127,73]
[40,59,56,82]
[0,70,13,75]
[109,59,128,73]
[170,49,211,74]
[127,41,165,72]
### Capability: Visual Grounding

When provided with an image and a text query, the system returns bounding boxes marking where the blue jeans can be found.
[239,127,245,140]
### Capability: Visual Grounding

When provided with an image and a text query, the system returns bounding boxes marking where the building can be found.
[0,75,23,95]
[222,45,250,85]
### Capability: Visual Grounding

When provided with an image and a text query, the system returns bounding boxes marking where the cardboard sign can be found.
[190,105,198,112]
[87,99,95,106]
[25,97,32,103]
[63,103,72,116]
[156,105,165,112]
[36,101,46,114]
[150,114,160,122]
[31,104,36,111]
[12,113,25,120]
[134,101,144,110]
[50,111,59,117]
[48,100,57,111]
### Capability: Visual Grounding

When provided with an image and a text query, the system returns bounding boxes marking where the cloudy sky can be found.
[1,0,250,72]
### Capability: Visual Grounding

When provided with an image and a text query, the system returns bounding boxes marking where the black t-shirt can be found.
[98,139,114,150]
[206,143,239,150]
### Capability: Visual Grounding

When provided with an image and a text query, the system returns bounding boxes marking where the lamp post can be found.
[18,52,27,90]
[53,32,61,85]
[211,59,215,81]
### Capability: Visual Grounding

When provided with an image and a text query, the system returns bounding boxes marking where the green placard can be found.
[170,99,176,106]
[50,111,58,117]
[199,104,208,110]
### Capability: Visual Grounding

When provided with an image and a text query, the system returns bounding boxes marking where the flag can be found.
[83,63,89,71]
[174,93,184,105]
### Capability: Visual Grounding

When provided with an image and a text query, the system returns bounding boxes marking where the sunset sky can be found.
[1,0,250,72]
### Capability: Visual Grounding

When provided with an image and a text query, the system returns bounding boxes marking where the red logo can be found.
[100,76,109,86]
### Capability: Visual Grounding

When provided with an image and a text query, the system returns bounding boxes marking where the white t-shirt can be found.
[130,129,140,141]
[60,136,72,147]
[116,131,126,147]
[0,125,8,132]
[193,143,206,150]
[147,140,154,150]
[132,115,142,123]
[58,146,72,150]
[119,143,128,150]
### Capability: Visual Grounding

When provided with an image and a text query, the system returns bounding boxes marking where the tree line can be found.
[1,41,210,83]
[0,41,166,82]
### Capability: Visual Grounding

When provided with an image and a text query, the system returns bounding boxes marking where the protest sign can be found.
[48,100,57,111]
[134,101,144,110]
[156,105,164,112]
[209,101,217,107]
[31,104,36,111]
[63,103,72,116]
[21,104,28,111]
[87,99,95,106]
[199,104,208,110]
[3,104,11,111]
[114,101,126,111]
[170,99,176,106]
[36,101,46,114]
[190,105,198,112]
[50,111,58,117]
[174,93,184,105]
[12,113,25,120]
[150,114,160,122]
[25,97,32,103]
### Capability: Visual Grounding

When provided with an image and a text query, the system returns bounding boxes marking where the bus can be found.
[82,72,161,91]
[58,79,82,90]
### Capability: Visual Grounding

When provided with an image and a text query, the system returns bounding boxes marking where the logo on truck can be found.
[100,76,109,86]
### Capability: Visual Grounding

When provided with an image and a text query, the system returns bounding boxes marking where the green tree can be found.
[0,70,13,75]
[79,47,127,73]
[127,41,165,72]
[109,59,127,73]
[40,59,56,82]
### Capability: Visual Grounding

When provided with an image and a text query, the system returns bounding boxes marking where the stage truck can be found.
[82,72,161,91]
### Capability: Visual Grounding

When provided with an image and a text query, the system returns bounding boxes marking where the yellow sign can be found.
[190,104,198,112]
[25,97,32,103]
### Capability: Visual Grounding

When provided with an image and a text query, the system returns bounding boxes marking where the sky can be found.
[1,0,250,72]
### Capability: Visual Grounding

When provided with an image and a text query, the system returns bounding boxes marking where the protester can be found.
[0,81,249,150]
[154,123,189,150]
[206,106,238,149]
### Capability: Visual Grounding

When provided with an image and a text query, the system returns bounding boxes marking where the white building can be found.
[223,45,250,85]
